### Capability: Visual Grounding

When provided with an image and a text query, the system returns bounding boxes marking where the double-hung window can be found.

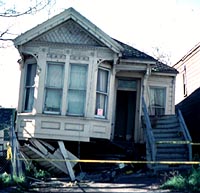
[95,68,110,118]
[67,64,88,116]
[44,62,64,114]
[149,87,166,116]
[24,63,37,112]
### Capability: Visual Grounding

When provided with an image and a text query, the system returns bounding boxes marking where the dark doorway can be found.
[114,90,136,141]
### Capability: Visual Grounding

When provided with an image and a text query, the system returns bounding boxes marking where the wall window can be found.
[149,87,166,116]
[24,63,37,111]
[67,64,88,116]
[183,65,187,97]
[44,62,64,114]
[95,68,110,118]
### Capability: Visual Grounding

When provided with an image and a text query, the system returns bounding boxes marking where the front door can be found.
[114,79,137,142]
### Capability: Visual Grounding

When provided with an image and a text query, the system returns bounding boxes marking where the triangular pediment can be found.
[32,19,104,47]
[14,8,124,54]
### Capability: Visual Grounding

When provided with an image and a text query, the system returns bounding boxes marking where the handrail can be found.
[177,109,192,160]
[142,96,156,161]
[177,109,192,141]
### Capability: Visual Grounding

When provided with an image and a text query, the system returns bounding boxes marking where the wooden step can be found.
[156,154,188,161]
[157,147,186,154]
[153,122,180,129]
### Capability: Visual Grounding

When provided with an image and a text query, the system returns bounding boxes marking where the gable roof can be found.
[13,7,177,75]
[173,42,200,67]
[13,7,124,54]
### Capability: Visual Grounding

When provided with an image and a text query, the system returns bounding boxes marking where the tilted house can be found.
[13,7,191,177]
[173,42,200,104]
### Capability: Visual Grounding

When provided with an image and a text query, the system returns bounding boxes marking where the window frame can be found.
[43,61,64,115]
[23,62,37,112]
[66,63,88,116]
[95,67,110,119]
[149,86,166,116]
[183,65,187,97]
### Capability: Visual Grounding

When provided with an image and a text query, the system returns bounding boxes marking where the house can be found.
[0,108,16,174]
[13,7,191,177]
[0,108,15,151]
[173,42,200,156]
[173,42,200,104]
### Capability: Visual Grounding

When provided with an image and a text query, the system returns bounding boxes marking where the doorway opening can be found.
[114,90,136,142]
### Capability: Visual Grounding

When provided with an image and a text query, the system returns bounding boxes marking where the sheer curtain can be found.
[149,87,166,115]
[67,64,87,115]
[44,63,63,112]
[95,69,109,117]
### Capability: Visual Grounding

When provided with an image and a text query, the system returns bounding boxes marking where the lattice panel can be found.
[34,19,104,46]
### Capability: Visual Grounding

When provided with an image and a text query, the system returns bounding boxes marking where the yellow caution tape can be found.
[156,141,200,145]
[16,158,200,165]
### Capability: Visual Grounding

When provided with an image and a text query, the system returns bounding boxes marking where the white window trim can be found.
[94,67,110,119]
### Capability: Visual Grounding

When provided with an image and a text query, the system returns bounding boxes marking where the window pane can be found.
[67,64,87,115]
[68,90,86,115]
[26,64,37,86]
[69,64,87,89]
[47,63,63,88]
[44,62,64,113]
[149,87,166,116]
[118,80,136,89]
[97,69,108,93]
[95,68,109,117]
[24,63,37,111]
[25,88,35,111]
[95,93,106,116]
[44,89,62,112]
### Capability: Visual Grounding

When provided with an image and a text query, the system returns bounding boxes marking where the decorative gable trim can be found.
[14,7,124,55]
[32,19,105,47]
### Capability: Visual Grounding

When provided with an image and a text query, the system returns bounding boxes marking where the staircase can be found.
[142,97,192,172]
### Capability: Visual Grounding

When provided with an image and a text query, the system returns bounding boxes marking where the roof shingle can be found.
[114,39,178,74]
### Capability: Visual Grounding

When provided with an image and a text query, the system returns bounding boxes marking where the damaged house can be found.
[13,7,192,178]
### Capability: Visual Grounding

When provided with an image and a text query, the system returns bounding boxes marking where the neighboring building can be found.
[0,108,15,151]
[173,42,200,104]
[14,7,189,176]
[173,42,200,156]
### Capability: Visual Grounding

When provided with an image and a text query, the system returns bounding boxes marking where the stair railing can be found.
[177,109,192,161]
[142,96,156,161]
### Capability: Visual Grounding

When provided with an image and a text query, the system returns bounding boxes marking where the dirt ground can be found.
[0,172,177,193]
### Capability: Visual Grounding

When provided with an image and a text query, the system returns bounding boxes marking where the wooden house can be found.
[13,7,191,177]
[173,42,200,156]
[173,42,200,104]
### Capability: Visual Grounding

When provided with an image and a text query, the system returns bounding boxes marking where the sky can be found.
[1,0,200,108]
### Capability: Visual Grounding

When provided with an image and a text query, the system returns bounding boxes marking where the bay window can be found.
[44,62,64,114]
[67,64,88,116]
[95,68,110,118]
[24,63,37,111]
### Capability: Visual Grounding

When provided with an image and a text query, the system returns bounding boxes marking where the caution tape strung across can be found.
[156,141,200,145]
[16,158,200,165]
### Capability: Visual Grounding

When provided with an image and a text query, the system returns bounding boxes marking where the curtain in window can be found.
[149,87,165,115]
[24,63,37,111]
[95,68,109,117]
[97,69,108,92]
[44,63,63,113]
[47,64,63,88]
[67,64,87,115]
[45,89,62,112]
